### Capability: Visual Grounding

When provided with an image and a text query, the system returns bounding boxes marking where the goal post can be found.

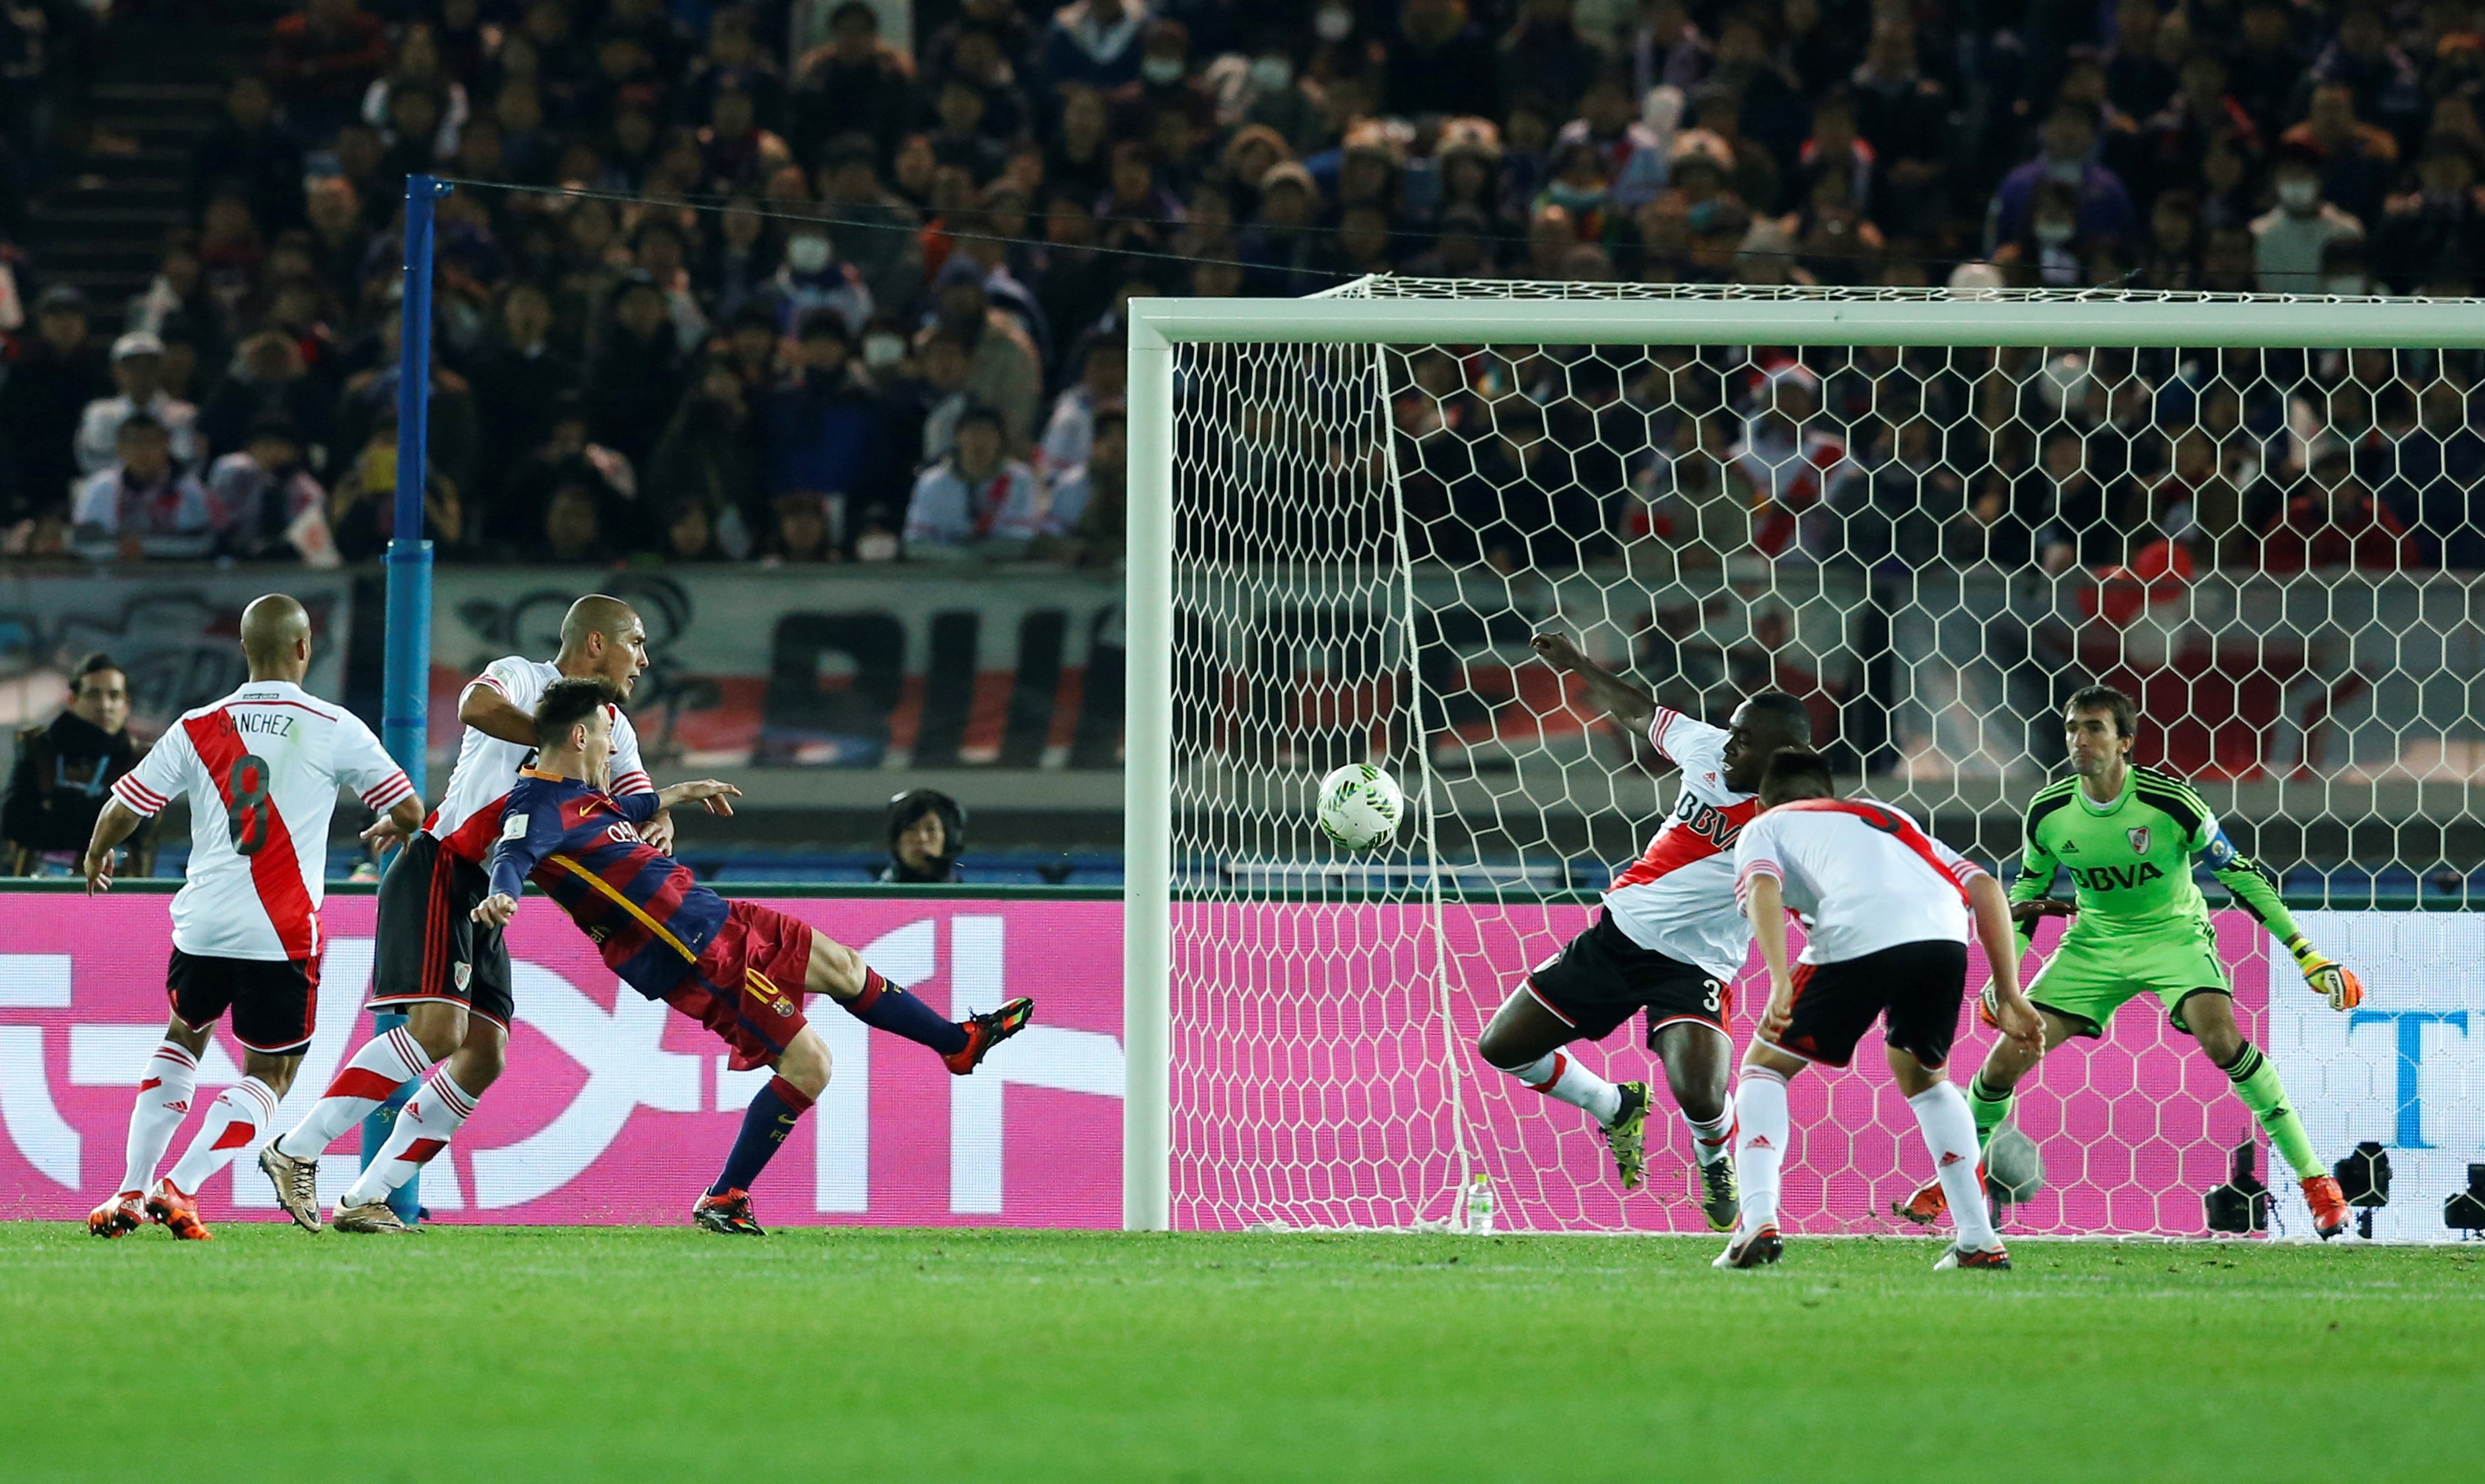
[1125,279,2485,1238]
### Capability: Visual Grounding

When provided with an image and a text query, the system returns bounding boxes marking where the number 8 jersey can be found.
[109,680,414,961]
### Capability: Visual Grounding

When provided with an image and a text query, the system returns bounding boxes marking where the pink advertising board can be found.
[1171,904,2277,1238]
[0,892,1125,1227]
[3,889,2279,1236]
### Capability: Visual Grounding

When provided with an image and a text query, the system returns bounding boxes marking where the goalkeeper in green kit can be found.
[1898,685,2365,1239]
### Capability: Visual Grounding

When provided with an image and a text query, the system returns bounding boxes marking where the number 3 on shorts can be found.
[227,754,273,856]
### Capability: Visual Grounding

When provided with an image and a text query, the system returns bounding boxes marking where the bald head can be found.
[554,593,648,698]
[240,593,313,680]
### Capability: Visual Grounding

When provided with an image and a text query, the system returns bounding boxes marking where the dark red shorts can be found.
[668,899,816,1070]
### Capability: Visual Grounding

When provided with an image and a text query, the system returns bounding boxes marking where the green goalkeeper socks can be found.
[1966,1072,2014,1153]
[2224,1045,2321,1180]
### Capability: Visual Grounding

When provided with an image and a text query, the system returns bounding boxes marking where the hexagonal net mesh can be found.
[1161,282,2484,1236]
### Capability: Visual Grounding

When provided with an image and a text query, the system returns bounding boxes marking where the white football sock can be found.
[276,1024,432,1160]
[1910,1082,2000,1250]
[1501,1050,1623,1126]
[1733,1068,1790,1233]
[1683,1107,1735,1167]
[119,1040,199,1194]
[165,1077,278,1195]
[339,1070,479,1209]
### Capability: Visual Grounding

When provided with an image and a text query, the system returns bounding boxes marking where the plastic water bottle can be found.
[1466,1173,1495,1236]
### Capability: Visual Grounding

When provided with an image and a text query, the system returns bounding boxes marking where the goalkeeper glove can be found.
[2286,935,2364,1011]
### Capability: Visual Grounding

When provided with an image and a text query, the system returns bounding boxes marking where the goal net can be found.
[1129,280,2485,1238]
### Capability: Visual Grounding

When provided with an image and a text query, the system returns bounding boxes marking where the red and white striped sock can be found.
[1501,1049,1624,1126]
[1733,1067,1791,1234]
[165,1076,278,1194]
[1683,1107,1735,1167]
[118,1040,199,1194]
[273,1024,432,1161]
[338,1070,479,1209]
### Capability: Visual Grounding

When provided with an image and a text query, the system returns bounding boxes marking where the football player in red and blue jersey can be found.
[345,677,1031,1235]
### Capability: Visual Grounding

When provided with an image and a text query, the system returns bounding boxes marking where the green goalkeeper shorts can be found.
[2024,917,2232,1039]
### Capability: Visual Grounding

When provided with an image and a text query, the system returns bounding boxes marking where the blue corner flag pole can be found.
[361,173,451,1225]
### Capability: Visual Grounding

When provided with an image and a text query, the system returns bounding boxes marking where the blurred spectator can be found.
[1991,107,2138,253]
[466,283,579,500]
[191,76,306,235]
[200,330,333,468]
[1040,0,1151,95]
[922,256,1041,449]
[4,654,149,877]
[2259,448,2417,571]
[649,362,762,559]
[762,312,891,543]
[71,416,224,562]
[585,277,689,470]
[210,415,334,565]
[765,222,875,340]
[1387,0,1503,121]
[2253,146,2366,292]
[816,137,925,317]
[535,480,618,564]
[2281,80,2401,223]
[1040,406,1127,566]
[77,333,204,478]
[792,1,917,165]
[903,404,1044,556]
[1037,335,1125,482]
[762,490,836,563]
[267,0,390,142]
[1,287,111,525]
[326,417,464,563]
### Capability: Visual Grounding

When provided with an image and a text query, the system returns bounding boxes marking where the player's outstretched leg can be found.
[2181,992,2350,1238]
[147,1068,289,1241]
[1653,1022,1738,1231]
[89,1027,203,1237]
[694,1024,834,1236]
[801,929,1032,1074]
[264,1019,440,1231]
[1899,1004,2067,1227]
[1715,1058,1790,1268]
[1476,987,1646,1188]
[1887,1046,2010,1269]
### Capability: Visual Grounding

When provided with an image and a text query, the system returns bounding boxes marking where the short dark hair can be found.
[71,653,124,692]
[534,676,616,748]
[1739,690,1813,745]
[2065,682,2137,739]
[1759,748,1836,803]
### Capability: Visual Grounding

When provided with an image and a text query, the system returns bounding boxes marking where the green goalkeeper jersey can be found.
[2009,765,2302,950]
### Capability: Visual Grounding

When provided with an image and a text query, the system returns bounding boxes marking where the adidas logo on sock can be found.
[1746,1135,1774,1150]
[1939,1151,1964,1167]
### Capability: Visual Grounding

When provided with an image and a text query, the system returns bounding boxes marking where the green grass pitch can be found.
[3,1225,2477,1483]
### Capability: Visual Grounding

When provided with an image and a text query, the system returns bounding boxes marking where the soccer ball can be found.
[1985,1119,2048,1207]
[1315,763,1403,851]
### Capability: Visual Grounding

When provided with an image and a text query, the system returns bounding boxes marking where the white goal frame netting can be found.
[1123,279,2485,1240]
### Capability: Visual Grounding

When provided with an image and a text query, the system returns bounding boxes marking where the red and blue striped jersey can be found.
[487,770,727,998]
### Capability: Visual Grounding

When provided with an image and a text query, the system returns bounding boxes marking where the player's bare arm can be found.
[1529,630,1655,732]
[1968,873,2044,1050]
[1742,872,1798,1042]
[656,778,742,816]
[81,797,147,894]
[459,681,540,746]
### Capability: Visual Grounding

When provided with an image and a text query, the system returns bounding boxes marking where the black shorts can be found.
[367,831,513,1029]
[1768,939,1968,1070]
[1525,909,1732,1046]
[167,949,320,1055]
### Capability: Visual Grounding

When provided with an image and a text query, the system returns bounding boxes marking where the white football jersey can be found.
[1731,799,1988,965]
[110,681,413,961]
[1601,707,1762,979]
[426,655,654,864]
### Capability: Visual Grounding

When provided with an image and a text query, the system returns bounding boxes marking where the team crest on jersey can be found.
[2127,827,2150,854]
[454,961,472,990]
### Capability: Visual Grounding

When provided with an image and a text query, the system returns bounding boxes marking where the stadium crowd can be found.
[3,0,2484,575]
